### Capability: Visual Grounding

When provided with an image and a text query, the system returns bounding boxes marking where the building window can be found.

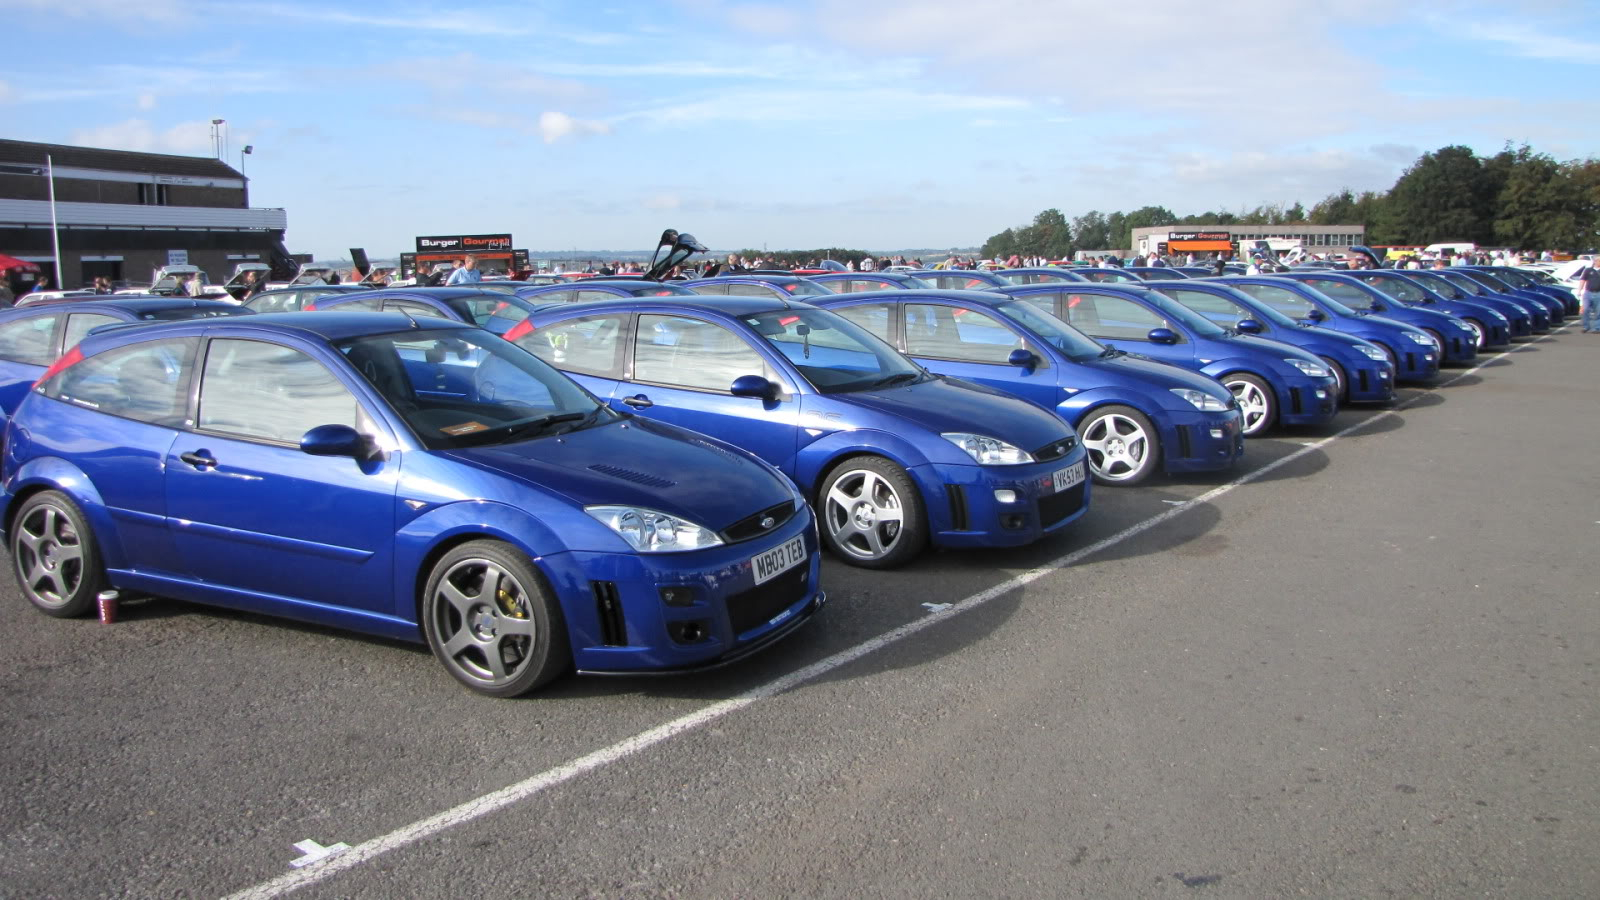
[137,183,170,206]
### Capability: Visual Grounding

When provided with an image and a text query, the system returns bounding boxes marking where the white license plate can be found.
[1051,461,1086,493]
[751,535,807,586]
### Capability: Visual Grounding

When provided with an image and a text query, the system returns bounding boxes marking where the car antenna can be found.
[398,308,419,328]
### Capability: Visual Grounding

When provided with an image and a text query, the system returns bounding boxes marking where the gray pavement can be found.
[1,327,1595,899]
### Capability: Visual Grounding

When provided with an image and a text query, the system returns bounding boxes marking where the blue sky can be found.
[3,0,1596,257]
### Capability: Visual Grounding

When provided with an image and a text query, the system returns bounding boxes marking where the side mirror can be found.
[1147,327,1179,344]
[1007,348,1038,369]
[1368,301,1385,312]
[301,423,378,461]
[729,374,776,400]
[1235,318,1264,334]
[1306,308,1326,321]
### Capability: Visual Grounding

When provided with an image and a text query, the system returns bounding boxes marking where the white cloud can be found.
[356,53,598,104]
[1452,20,1600,64]
[538,111,611,143]
[136,92,157,110]
[68,118,215,154]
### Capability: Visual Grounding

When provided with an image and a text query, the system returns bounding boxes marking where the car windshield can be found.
[1408,271,1465,299]
[337,327,611,450]
[1466,271,1512,291]
[1304,278,1381,310]
[1491,269,1531,287]
[445,294,542,335]
[741,307,924,393]
[1437,272,1486,296]
[1139,290,1228,337]
[995,299,1104,360]
[139,307,253,321]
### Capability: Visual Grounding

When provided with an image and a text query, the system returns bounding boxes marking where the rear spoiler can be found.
[641,229,707,281]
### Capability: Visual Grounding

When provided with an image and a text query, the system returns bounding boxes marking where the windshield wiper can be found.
[553,405,611,434]
[499,412,588,441]
[1098,345,1123,358]
[867,372,920,390]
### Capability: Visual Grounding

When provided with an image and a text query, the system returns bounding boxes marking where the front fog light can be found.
[994,489,1018,504]
[1425,353,1435,361]
[1314,389,1327,399]
[1209,428,1224,439]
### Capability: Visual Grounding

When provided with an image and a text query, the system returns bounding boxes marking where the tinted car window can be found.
[1308,280,1376,309]
[520,313,627,376]
[829,303,894,342]
[688,283,729,296]
[1357,274,1426,303]
[526,289,578,304]
[743,308,921,393]
[0,314,61,364]
[62,313,123,350]
[725,283,778,298]
[634,315,765,392]
[245,291,302,313]
[1159,288,1247,325]
[903,304,1025,364]
[1060,293,1166,341]
[45,337,197,427]
[198,339,360,443]
[385,300,450,319]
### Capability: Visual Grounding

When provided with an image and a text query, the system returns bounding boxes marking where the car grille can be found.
[1032,437,1077,462]
[723,501,797,543]
[1038,482,1086,528]
[725,563,810,636]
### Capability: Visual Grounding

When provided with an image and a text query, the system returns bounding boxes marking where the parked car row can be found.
[0,243,1568,699]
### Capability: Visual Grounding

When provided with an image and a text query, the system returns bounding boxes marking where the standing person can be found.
[1579,262,1600,333]
[447,255,482,285]
[240,270,265,299]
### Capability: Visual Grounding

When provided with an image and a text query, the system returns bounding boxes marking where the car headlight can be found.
[1285,358,1329,377]
[941,432,1035,465]
[1454,320,1475,332]
[1489,311,1507,323]
[1356,344,1387,361]
[1405,331,1436,347]
[585,506,725,552]
[1169,388,1229,411]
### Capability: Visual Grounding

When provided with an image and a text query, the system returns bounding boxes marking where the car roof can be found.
[351,287,504,301]
[3,297,241,317]
[216,311,476,340]
[683,274,813,285]
[537,295,799,318]
[814,288,1010,307]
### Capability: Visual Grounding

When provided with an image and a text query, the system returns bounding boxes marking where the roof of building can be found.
[0,139,241,179]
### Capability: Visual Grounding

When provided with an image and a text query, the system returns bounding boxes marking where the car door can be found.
[622,313,800,474]
[900,302,1058,408]
[0,311,64,416]
[514,312,630,398]
[1058,292,1193,366]
[164,336,399,613]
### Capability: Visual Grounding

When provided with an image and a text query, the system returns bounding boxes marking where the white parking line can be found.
[221,328,1564,900]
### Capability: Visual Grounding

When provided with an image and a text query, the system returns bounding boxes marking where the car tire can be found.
[11,490,107,618]
[818,456,927,569]
[1222,372,1276,437]
[422,540,570,697]
[1079,405,1160,486]
[1463,318,1487,349]
[1318,356,1348,403]
[1423,328,1446,361]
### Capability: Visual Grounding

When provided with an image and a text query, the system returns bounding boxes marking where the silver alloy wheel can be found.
[1081,411,1150,482]
[1465,319,1486,349]
[823,468,905,561]
[15,503,84,608]
[1319,357,1346,401]
[430,557,538,688]
[1224,377,1272,435]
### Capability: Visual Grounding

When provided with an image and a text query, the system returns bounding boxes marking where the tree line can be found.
[982,144,1600,259]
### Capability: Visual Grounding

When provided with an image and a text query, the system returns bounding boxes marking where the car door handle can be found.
[621,394,653,408]
[179,451,217,468]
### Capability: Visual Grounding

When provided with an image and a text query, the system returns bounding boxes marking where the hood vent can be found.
[587,464,676,489]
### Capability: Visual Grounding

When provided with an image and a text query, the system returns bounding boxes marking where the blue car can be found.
[1476,266,1578,316]
[807,272,934,292]
[907,270,1014,290]
[995,268,1090,285]
[1213,276,1442,382]
[0,297,249,421]
[992,283,1338,436]
[1123,267,1192,281]
[811,289,1243,486]
[510,281,700,302]
[308,286,549,336]
[1276,272,1477,365]
[242,284,373,313]
[1400,269,1530,340]
[2,313,822,695]
[680,275,834,299]
[1070,269,1148,284]
[1150,280,1396,404]
[1428,269,1549,333]
[1344,270,1513,349]
[511,296,1090,568]
[1456,268,1565,324]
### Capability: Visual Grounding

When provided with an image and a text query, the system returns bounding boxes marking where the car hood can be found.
[832,375,1072,449]
[441,416,794,531]
[1088,352,1231,399]
[1227,333,1322,364]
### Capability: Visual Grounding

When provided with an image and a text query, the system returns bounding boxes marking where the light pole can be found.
[240,145,253,177]
[211,118,226,159]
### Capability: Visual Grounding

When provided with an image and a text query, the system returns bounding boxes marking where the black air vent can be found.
[587,464,675,488]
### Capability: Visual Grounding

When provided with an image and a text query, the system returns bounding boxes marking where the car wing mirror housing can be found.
[729,374,776,400]
[1235,318,1264,334]
[1007,348,1038,369]
[301,423,382,462]
[1147,327,1179,344]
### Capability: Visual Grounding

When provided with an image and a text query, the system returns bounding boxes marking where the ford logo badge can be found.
[760,516,776,529]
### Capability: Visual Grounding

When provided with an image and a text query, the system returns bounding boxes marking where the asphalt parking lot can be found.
[2,325,1596,899]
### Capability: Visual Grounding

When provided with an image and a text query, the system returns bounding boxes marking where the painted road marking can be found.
[287,840,349,869]
[922,602,953,613]
[221,327,1565,900]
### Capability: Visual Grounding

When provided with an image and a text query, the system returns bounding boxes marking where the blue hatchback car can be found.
[1455,268,1564,324]
[807,272,934,292]
[1150,280,1396,404]
[680,275,834,300]
[1277,272,1478,365]
[511,281,700,302]
[2,313,823,695]
[993,283,1338,436]
[1473,266,1578,316]
[0,297,249,421]
[1344,270,1513,349]
[512,297,1090,568]
[308,286,549,336]
[811,289,1243,486]
[1427,269,1547,333]
[1212,276,1444,382]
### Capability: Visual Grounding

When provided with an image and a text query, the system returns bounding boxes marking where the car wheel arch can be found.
[4,461,121,569]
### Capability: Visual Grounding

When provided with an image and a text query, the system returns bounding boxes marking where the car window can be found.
[518,313,627,377]
[688,283,729,296]
[198,339,361,443]
[574,289,625,302]
[903,304,1028,364]
[0,314,62,364]
[829,303,894,342]
[633,314,766,392]
[1232,284,1316,318]
[62,313,124,350]
[1160,288,1248,326]
[385,300,450,319]
[45,337,197,427]
[724,283,777,298]
[1307,280,1376,309]
[446,296,533,335]
[247,291,301,313]
[1357,275,1425,303]
[1059,293,1167,341]
[744,308,921,393]
[527,289,578,304]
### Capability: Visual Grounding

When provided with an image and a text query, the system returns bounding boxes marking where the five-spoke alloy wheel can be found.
[11,491,106,617]
[1079,405,1160,486]
[1223,373,1276,437]
[819,457,926,569]
[423,540,569,697]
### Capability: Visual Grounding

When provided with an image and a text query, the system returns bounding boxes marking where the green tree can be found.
[1308,189,1358,225]
[1113,206,1176,251]
[982,228,1019,260]
[1071,210,1110,250]
[1382,145,1493,244]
